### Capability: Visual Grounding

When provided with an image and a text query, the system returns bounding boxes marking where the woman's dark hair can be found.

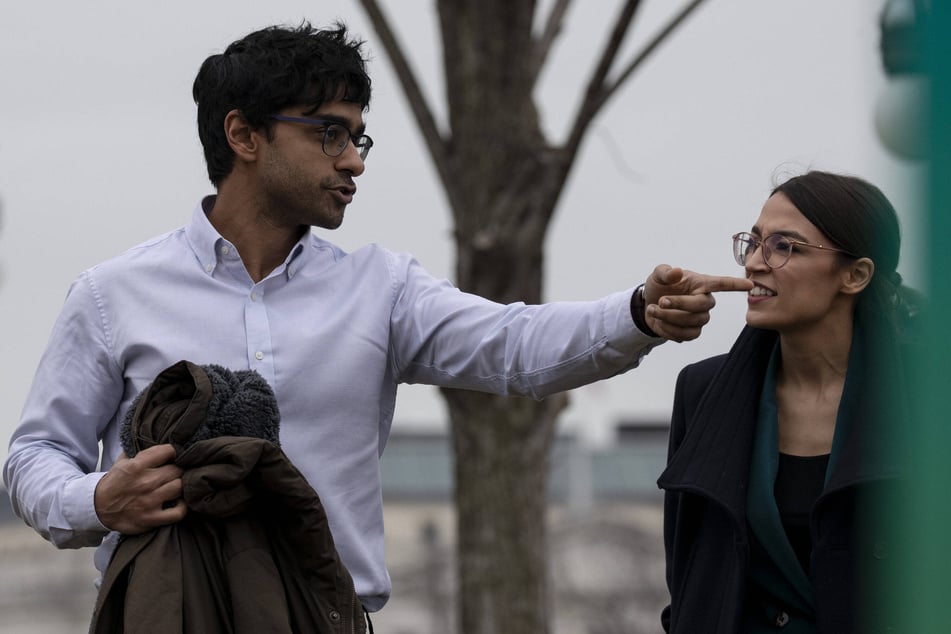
[192,22,372,186]
[772,170,918,330]
[773,171,922,450]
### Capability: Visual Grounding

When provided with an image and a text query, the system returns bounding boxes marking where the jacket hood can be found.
[120,360,281,457]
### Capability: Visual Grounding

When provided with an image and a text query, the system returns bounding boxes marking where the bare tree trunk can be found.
[443,389,567,634]
[444,187,565,634]
[355,2,711,632]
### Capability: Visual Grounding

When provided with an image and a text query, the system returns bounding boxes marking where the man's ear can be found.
[223,109,261,163]
[841,257,875,295]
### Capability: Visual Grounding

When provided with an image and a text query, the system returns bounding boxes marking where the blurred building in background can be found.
[0,422,669,634]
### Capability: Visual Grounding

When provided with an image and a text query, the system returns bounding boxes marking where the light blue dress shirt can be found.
[4,197,662,610]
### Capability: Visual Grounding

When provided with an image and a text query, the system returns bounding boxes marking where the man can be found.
[3,22,751,615]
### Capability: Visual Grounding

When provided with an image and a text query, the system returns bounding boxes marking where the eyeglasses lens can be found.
[323,125,349,157]
[763,234,793,267]
[733,234,755,266]
[323,124,372,160]
[733,233,796,268]
[358,139,371,160]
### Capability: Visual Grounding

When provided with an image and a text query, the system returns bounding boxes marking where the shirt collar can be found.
[184,196,223,276]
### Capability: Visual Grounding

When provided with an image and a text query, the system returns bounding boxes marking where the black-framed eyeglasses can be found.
[732,231,858,269]
[268,114,374,160]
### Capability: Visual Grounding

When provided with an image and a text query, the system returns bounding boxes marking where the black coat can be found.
[657,326,904,634]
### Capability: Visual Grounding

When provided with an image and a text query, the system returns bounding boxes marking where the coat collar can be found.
[658,318,905,517]
[658,326,777,520]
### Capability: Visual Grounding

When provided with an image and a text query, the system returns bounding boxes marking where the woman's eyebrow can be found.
[754,226,812,242]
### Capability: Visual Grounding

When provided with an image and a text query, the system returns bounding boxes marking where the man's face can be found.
[258,99,367,230]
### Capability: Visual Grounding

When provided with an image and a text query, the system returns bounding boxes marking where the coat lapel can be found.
[658,327,777,520]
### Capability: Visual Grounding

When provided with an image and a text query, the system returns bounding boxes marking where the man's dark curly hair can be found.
[192,22,372,187]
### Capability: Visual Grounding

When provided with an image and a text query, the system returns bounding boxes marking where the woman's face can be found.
[742,193,852,333]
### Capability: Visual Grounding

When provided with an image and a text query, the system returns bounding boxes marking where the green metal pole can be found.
[895,2,951,631]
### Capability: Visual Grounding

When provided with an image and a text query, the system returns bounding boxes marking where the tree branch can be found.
[604,0,710,102]
[561,0,709,180]
[530,0,573,87]
[356,0,453,188]
[562,0,642,160]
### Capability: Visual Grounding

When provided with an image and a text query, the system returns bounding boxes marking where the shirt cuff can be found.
[62,471,110,534]
[604,288,666,349]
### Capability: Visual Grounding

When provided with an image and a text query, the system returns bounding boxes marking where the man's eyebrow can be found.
[313,113,366,135]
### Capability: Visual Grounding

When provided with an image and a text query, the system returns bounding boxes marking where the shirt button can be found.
[255,351,264,360]
[250,292,258,301]
[205,264,213,273]
[220,246,230,255]
[775,611,789,627]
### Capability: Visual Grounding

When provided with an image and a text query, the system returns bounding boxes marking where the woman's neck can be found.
[774,317,854,456]
[776,310,854,390]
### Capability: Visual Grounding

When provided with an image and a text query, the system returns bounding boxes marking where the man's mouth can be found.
[330,185,356,205]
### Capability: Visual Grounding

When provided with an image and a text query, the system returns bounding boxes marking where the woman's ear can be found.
[841,257,875,295]
[223,109,260,163]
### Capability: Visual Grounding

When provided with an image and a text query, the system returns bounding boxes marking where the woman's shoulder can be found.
[675,353,729,405]
[682,353,730,376]
[675,327,777,404]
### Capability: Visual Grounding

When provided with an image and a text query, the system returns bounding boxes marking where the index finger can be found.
[691,274,753,294]
[134,443,178,467]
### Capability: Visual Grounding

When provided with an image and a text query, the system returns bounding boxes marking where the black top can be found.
[774,452,830,573]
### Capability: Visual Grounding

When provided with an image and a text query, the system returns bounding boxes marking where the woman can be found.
[658,171,919,633]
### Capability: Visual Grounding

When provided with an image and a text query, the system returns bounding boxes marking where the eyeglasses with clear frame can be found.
[267,114,374,160]
[732,232,858,269]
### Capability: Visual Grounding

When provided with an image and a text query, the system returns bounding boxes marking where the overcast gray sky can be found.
[0,0,925,461]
